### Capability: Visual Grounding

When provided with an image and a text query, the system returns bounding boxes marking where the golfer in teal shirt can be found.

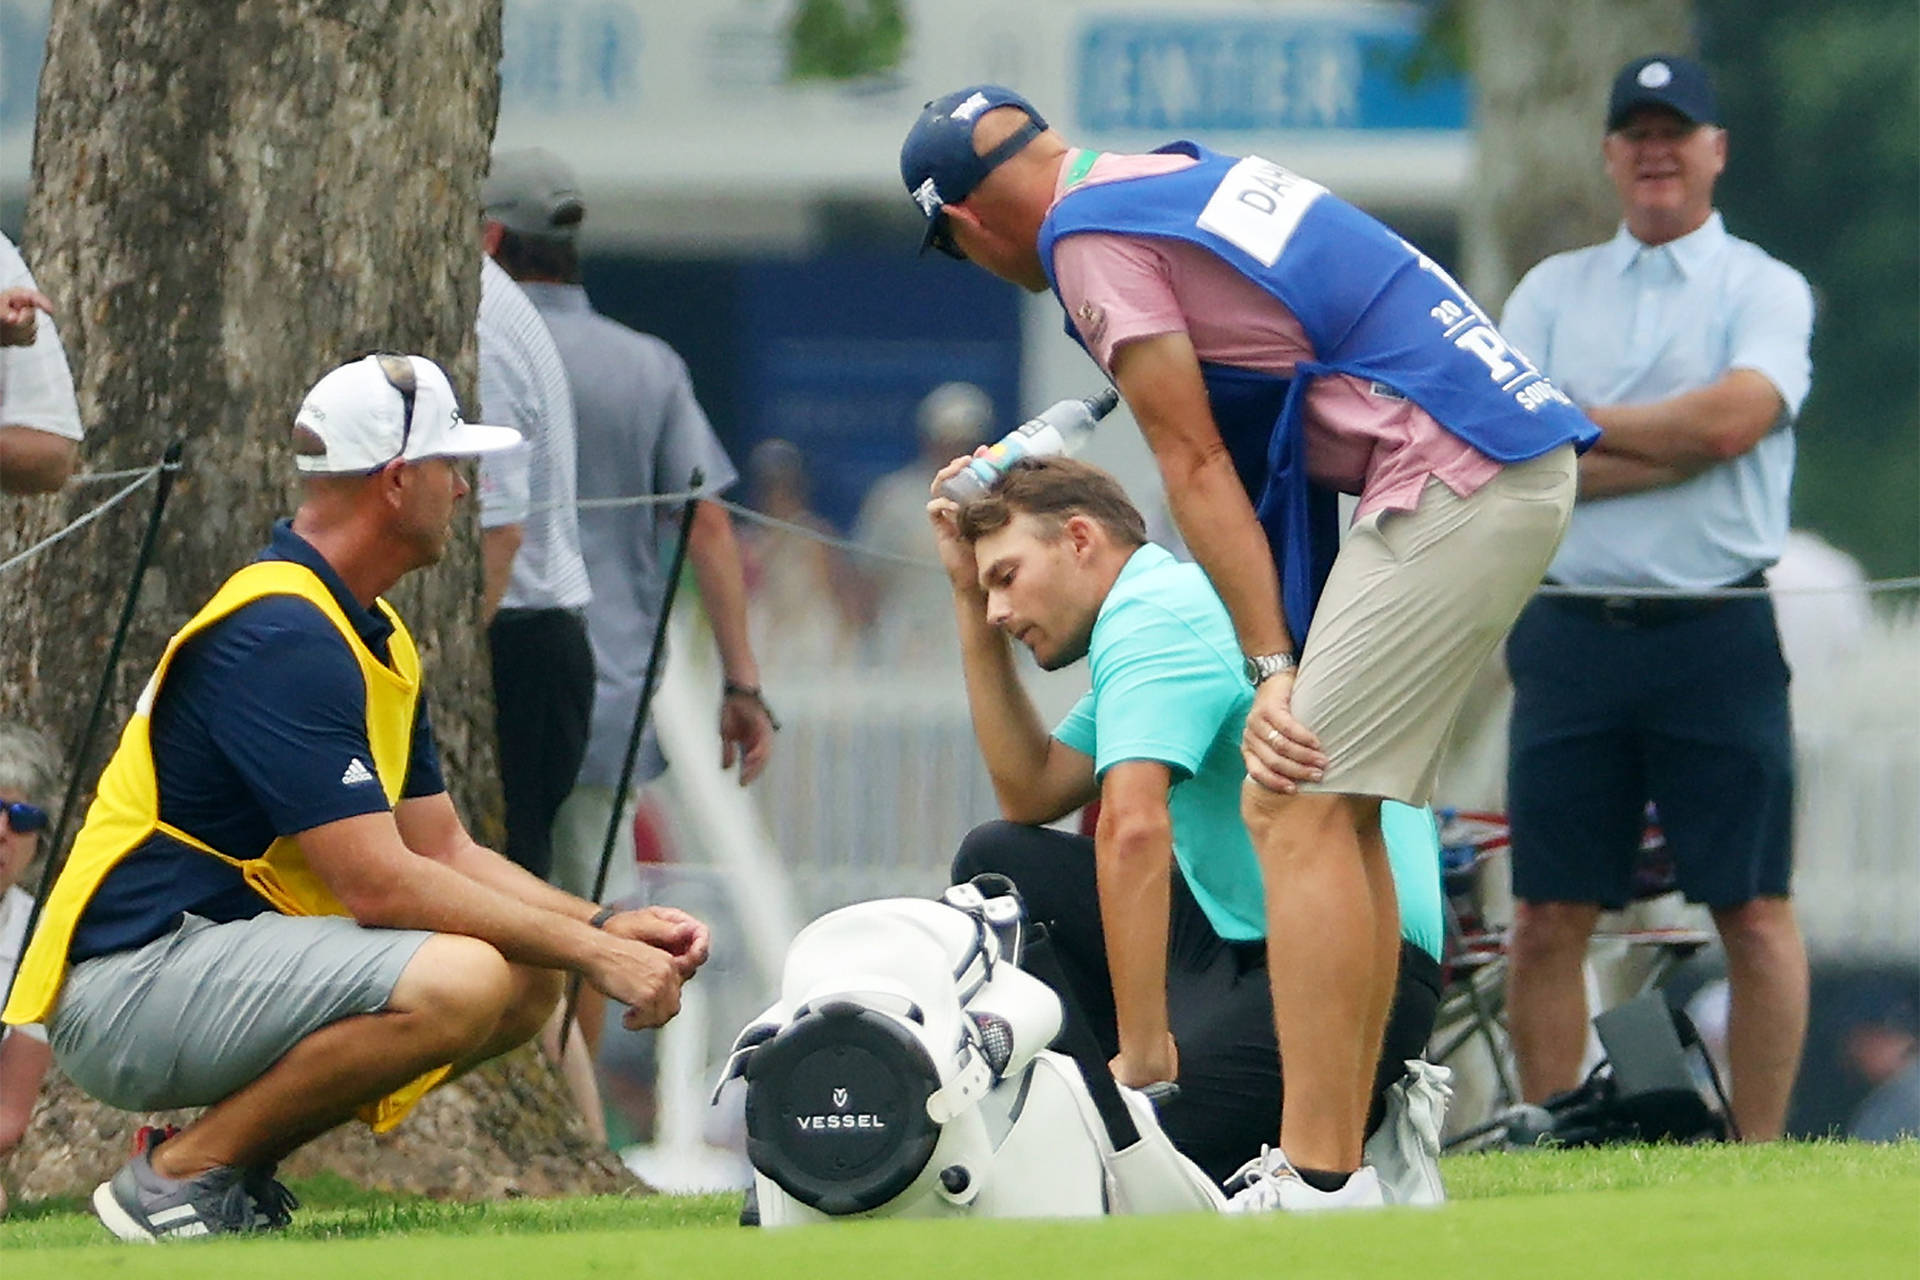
[932,453,1444,1198]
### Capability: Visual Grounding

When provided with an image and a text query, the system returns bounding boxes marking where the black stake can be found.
[558,467,704,1053]
[4,442,183,1014]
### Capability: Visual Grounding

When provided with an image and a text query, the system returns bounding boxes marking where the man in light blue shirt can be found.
[929,454,1444,1202]
[1497,53,1813,1141]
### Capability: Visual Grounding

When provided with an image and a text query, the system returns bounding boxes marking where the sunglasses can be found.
[2,800,47,834]
[369,352,419,471]
[926,117,1044,262]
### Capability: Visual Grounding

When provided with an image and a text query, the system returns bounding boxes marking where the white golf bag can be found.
[712,880,1227,1224]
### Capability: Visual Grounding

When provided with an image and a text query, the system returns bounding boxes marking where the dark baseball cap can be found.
[482,147,585,241]
[900,85,1048,257]
[1607,54,1718,132]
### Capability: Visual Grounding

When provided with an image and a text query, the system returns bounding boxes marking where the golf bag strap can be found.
[1021,924,1142,1150]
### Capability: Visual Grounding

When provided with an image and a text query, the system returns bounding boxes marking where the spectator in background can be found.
[474,247,595,885]
[741,439,866,673]
[473,243,605,1142]
[1498,54,1814,1141]
[1,233,83,494]
[1846,996,1920,1143]
[0,723,59,1218]
[855,381,993,668]
[480,147,778,915]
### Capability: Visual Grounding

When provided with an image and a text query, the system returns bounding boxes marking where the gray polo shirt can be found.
[1500,212,1814,590]
[520,282,739,789]
[477,256,591,610]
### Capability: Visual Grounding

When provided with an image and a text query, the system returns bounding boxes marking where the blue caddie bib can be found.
[1038,143,1599,639]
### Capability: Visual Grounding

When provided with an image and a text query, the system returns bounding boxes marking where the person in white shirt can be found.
[0,233,84,494]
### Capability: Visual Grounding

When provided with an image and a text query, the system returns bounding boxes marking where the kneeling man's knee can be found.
[952,819,1029,885]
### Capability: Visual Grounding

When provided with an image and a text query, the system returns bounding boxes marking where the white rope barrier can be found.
[0,463,166,577]
[11,458,1918,599]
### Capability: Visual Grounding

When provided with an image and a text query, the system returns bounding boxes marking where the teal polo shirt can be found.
[1052,544,1444,960]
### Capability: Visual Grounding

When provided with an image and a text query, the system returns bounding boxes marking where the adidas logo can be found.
[340,758,375,787]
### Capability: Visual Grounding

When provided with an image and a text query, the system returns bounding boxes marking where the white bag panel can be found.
[1364,1060,1452,1207]
[966,1056,1109,1219]
[1103,1085,1229,1215]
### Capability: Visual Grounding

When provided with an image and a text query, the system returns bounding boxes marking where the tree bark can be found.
[1460,0,1696,308]
[4,1048,638,1204]
[0,0,635,1202]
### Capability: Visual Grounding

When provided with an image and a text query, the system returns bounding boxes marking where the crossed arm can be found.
[1578,369,1787,499]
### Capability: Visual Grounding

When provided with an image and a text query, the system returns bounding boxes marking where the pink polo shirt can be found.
[1050,150,1499,517]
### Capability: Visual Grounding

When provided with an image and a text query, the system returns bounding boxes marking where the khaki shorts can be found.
[1292,444,1576,806]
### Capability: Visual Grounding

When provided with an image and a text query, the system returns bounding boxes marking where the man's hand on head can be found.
[927,454,987,595]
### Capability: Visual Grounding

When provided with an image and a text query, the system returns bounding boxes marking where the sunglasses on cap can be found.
[369,352,419,471]
[2,800,47,833]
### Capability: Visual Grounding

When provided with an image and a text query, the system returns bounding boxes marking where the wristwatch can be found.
[1243,652,1297,686]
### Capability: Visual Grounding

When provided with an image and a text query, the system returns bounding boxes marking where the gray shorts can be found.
[50,913,432,1111]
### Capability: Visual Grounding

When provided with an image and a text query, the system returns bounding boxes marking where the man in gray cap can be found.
[473,149,594,888]
[1499,54,1814,1141]
[480,149,777,911]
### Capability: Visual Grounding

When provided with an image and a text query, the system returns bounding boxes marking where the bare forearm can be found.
[442,838,604,920]
[1112,333,1291,655]
[0,426,77,494]
[1162,459,1293,654]
[350,849,610,972]
[1095,807,1173,1055]
[480,524,523,623]
[688,500,761,687]
[953,587,1061,821]
[1584,370,1783,469]
[1577,448,1696,499]
[0,1031,53,1156]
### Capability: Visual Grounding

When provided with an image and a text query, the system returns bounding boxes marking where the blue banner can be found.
[1077,10,1466,135]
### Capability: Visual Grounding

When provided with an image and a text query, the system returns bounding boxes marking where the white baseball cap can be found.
[293,354,522,474]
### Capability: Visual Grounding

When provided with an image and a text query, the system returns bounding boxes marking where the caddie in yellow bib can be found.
[13,355,712,1242]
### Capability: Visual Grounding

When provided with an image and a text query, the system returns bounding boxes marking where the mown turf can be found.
[2,1142,1914,1278]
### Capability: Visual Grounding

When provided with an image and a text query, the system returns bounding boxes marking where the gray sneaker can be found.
[91,1150,261,1242]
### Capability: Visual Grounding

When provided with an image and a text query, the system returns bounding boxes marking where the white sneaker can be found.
[1223,1147,1385,1213]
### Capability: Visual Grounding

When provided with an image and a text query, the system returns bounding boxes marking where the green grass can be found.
[3,1142,1915,1278]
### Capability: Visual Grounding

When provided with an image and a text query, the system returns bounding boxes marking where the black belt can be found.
[492,605,586,624]
[1542,570,1767,628]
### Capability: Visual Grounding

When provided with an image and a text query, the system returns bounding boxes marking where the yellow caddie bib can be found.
[3,559,449,1130]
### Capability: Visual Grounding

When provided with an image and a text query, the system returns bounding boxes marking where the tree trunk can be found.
[1460,0,1696,308]
[0,0,635,1202]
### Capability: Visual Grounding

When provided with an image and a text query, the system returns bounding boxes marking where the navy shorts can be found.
[1506,589,1794,911]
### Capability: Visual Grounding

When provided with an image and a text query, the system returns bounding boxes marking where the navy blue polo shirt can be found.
[68,521,446,962]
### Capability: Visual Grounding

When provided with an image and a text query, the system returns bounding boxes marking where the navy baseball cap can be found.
[1607,54,1718,132]
[900,85,1048,258]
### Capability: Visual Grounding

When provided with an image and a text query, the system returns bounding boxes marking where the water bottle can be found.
[938,387,1122,503]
